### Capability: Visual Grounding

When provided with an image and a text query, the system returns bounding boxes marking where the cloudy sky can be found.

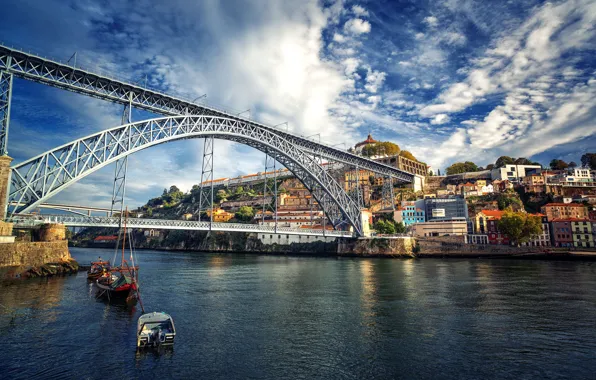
[1,0,595,208]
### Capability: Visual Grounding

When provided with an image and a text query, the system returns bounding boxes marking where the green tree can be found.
[394,222,406,234]
[495,156,515,168]
[215,189,228,202]
[549,159,568,170]
[445,161,479,175]
[235,206,255,222]
[568,161,578,169]
[514,157,533,165]
[234,186,244,196]
[486,164,495,170]
[361,141,401,157]
[580,153,596,169]
[497,211,542,246]
[399,150,417,161]
[374,220,396,234]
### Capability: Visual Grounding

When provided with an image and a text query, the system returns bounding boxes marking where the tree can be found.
[361,142,400,157]
[514,157,533,165]
[446,161,479,175]
[394,222,406,234]
[235,206,255,222]
[568,161,578,169]
[428,170,434,176]
[215,189,228,202]
[495,156,515,168]
[399,150,417,161]
[580,153,596,169]
[437,169,441,176]
[169,185,181,194]
[374,220,396,234]
[549,159,568,170]
[497,211,542,246]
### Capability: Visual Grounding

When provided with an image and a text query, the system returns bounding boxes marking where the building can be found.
[399,200,425,226]
[549,168,595,187]
[93,235,118,244]
[424,197,468,222]
[256,231,337,245]
[474,210,504,234]
[521,215,551,247]
[490,164,542,182]
[487,216,510,245]
[206,208,235,222]
[551,220,574,247]
[353,134,378,153]
[571,219,594,248]
[375,154,428,177]
[479,184,494,195]
[540,203,588,221]
[412,219,468,237]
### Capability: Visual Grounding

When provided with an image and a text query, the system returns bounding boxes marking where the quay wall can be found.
[337,237,416,257]
[0,240,71,267]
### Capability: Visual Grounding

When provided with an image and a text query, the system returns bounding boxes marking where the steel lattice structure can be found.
[0,44,414,183]
[11,215,352,237]
[6,115,415,236]
[0,70,13,155]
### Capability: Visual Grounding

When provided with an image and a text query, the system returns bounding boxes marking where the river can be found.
[1,248,596,379]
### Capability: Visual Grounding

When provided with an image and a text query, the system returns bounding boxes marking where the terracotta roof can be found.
[543,203,586,207]
[479,210,505,219]
[94,235,118,241]
[355,134,378,147]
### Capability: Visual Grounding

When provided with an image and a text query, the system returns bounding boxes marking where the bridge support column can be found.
[0,155,13,220]
[0,70,13,156]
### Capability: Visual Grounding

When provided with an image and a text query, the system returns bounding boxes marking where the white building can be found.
[480,184,494,195]
[491,164,542,182]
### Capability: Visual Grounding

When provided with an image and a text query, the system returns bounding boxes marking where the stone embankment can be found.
[337,237,416,257]
[0,223,77,281]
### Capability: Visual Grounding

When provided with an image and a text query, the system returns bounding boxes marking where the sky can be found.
[1,0,595,208]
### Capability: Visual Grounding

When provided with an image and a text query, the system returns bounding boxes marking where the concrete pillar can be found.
[0,155,13,220]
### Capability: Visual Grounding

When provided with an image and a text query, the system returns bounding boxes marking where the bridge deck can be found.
[13,215,353,238]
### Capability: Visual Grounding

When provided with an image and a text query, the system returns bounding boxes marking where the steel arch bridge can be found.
[1,43,414,237]
[8,115,411,236]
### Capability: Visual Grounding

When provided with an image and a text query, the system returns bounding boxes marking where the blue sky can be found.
[1,0,595,208]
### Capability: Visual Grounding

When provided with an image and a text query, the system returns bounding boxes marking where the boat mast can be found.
[121,206,127,266]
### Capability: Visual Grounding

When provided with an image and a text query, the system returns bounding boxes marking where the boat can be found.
[95,207,142,304]
[137,312,176,348]
[87,259,110,281]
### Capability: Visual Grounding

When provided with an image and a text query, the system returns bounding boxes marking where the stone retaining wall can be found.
[337,237,416,257]
[0,241,71,267]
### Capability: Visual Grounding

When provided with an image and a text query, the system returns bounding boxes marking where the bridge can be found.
[0,44,412,237]
[11,214,353,237]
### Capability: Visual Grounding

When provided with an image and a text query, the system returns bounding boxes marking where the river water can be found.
[2,248,596,379]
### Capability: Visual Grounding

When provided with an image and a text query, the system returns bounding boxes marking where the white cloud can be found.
[415,32,425,40]
[424,16,439,27]
[352,5,369,17]
[364,69,387,93]
[431,114,451,125]
[343,57,360,76]
[333,32,346,42]
[344,18,371,34]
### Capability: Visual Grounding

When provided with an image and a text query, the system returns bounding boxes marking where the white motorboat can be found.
[137,312,176,348]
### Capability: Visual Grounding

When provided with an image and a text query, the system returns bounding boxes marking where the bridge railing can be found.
[12,215,353,237]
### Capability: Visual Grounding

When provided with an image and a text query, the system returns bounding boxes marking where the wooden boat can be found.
[95,207,142,305]
[137,312,176,348]
[87,260,110,281]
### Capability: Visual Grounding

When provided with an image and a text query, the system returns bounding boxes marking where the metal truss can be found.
[11,214,353,237]
[262,153,277,229]
[198,136,214,224]
[381,176,396,211]
[0,44,413,183]
[110,102,132,219]
[0,70,13,155]
[8,116,367,235]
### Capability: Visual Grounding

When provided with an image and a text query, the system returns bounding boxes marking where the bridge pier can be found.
[0,155,12,220]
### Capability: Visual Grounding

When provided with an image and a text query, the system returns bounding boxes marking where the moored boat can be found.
[137,312,176,348]
[87,259,110,281]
